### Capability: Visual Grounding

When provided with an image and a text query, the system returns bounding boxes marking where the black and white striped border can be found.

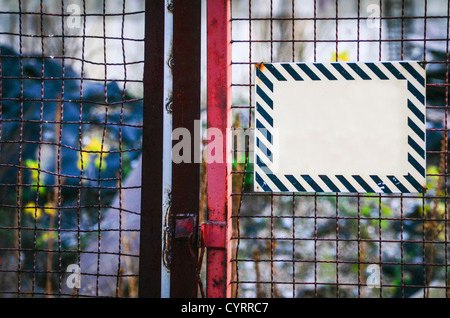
[254,62,426,194]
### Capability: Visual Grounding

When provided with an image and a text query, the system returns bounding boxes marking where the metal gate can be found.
[0,0,449,299]
[226,0,450,298]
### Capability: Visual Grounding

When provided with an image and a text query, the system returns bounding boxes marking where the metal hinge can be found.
[174,214,197,240]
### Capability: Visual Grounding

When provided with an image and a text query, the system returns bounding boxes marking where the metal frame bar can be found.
[205,0,232,298]
[169,0,202,298]
[138,0,165,298]
[161,0,174,299]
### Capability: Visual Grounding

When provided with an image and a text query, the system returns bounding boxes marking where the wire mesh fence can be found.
[1,0,449,299]
[230,0,450,298]
[0,0,144,297]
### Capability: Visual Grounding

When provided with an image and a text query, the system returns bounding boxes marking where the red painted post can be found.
[205,0,232,298]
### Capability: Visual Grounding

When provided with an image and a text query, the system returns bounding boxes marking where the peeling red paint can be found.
[206,0,232,299]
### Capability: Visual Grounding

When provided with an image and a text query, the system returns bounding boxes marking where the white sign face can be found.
[254,62,426,193]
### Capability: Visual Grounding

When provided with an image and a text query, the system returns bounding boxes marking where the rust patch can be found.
[255,62,266,71]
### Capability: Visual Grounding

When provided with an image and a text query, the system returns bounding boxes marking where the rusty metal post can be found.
[169,0,202,298]
[139,0,166,298]
[205,0,232,298]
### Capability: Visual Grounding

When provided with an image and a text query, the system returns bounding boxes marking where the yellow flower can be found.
[85,137,106,152]
[331,50,350,62]
[94,155,107,170]
[77,151,91,170]
[41,231,57,242]
[25,159,39,181]
[44,203,57,216]
[23,202,42,220]
[25,159,46,195]
[426,165,440,191]
[77,137,109,171]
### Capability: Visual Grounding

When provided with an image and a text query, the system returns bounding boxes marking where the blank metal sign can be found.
[254,62,426,194]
